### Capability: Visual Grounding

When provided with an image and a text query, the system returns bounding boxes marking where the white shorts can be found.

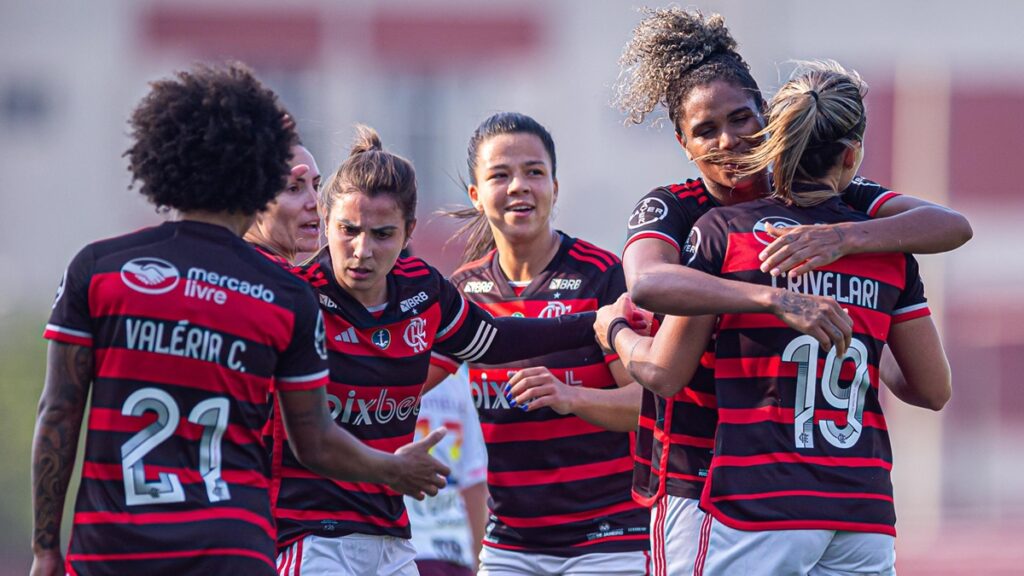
[694,514,896,576]
[478,545,651,576]
[277,533,419,576]
[650,495,705,576]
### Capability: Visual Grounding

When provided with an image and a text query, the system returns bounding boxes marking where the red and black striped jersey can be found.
[448,233,650,557]
[623,177,899,506]
[685,196,930,536]
[273,248,601,548]
[43,221,328,576]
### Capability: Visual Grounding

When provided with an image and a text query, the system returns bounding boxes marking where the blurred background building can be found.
[1,0,1021,573]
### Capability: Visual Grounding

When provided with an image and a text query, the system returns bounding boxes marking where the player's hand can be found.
[505,367,579,415]
[594,294,650,351]
[390,428,450,500]
[30,551,64,576]
[760,222,849,278]
[770,289,852,356]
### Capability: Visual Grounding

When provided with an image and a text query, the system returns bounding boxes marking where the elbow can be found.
[287,433,326,473]
[631,363,683,398]
[954,215,974,247]
[924,381,952,412]
[628,272,658,311]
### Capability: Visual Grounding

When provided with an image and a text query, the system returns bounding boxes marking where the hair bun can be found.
[349,124,383,156]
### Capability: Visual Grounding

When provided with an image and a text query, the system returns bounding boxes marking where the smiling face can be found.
[325,190,414,307]
[676,80,766,200]
[250,145,321,261]
[468,132,558,247]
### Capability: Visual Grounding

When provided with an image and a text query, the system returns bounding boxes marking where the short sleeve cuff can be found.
[892,303,930,324]
[43,324,93,347]
[867,191,901,218]
[276,369,329,392]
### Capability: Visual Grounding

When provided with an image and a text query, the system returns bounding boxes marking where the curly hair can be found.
[613,7,763,133]
[320,125,418,227]
[125,63,296,215]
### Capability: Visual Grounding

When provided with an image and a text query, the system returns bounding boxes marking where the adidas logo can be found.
[334,327,357,344]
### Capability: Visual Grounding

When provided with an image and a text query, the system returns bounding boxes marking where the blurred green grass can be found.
[0,312,81,574]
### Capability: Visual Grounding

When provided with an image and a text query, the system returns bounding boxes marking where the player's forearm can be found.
[630,263,777,317]
[32,343,92,556]
[613,330,683,398]
[279,388,400,485]
[840,206,973,255]
[569,383,642,432]
[475,312,598,364]
[308,429,401,485]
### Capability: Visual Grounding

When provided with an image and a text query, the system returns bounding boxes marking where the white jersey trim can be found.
[44,323,93,339]
[436,296,468,339]
[277,369,330,383]
[625,230,681,251]
[893,302,929,316]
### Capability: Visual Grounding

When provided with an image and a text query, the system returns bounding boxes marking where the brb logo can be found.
[120,258,180,295]
[627,197,669,229]
[753,216,802,246]
[403,318,429,353]
[538,301,572,318]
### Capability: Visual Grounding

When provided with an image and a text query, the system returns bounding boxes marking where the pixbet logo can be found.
[120,258,180,295]
[327,389,419,425]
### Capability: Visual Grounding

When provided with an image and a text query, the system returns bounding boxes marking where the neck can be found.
[494,228,561,283]
[243,227,295,264]
[178,210,254,237]
[704,171,770,206]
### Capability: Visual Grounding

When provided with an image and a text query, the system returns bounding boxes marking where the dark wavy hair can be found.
[447,112,557,263]
[320,125,418,231]
[125,63,296,215]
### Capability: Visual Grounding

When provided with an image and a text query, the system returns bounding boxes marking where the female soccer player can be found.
[600,60,951,576]
[272,126,602,576]
[245,141,322,265]
[447,112,650,575]
[31,64,448,576]
[610,9,971,575]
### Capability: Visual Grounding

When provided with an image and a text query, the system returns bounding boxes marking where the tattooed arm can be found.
[624,239,852,355]
[31,342,93,576]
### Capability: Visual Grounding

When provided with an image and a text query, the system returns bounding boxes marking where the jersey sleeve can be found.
[892,254,931,324]
[275,284,330,391]
[623,188,698,253]
[434,276,598,364]
[44,245,96,347]
[840,176,901,218]
[683,212,728,276]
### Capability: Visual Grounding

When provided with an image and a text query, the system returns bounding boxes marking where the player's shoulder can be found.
[391,256,447,298]
[564,234,621,274]
[83,224,171,261]
[450,250,497,284]
[662,178,710,200]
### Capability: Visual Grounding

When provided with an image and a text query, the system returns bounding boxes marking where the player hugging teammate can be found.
[31,7,973,576]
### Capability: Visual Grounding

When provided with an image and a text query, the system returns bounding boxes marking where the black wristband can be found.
[606,317,631,355]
